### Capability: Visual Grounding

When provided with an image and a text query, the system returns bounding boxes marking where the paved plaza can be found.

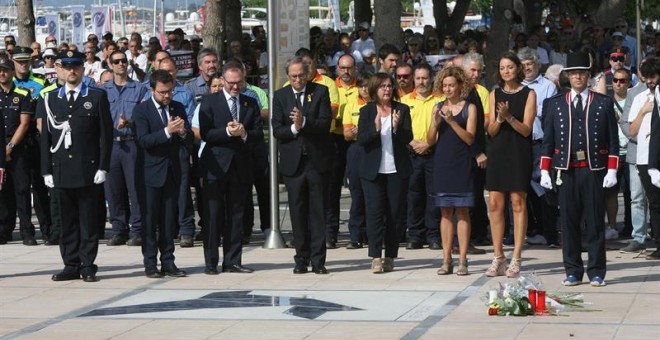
[1,189,659,339]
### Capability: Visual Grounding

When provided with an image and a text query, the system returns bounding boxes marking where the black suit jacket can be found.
[199,91,263,182]
[134,99,193,188]
[648,94,660,169]
[272,82,333,176]
[357,101,413,181]
[38,83,112,188]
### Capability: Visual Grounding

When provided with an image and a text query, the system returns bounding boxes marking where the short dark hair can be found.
[222,60,245,76]
[149,69,174,89]
[378,43,400,61]
[413,63,433,77]
[494,51,524,87]
[367,72,392,101]
[639,56,660,78]
[295,47,313,59]
[109,50,126,62]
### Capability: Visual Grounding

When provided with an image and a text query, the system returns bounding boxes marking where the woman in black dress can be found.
[485,52,537,278]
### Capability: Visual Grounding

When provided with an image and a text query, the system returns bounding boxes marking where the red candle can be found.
[536,290,546,314]
[528,289,537,312]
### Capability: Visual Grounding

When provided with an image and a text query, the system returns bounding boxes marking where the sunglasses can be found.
[610,56,625,62]
[111,58,128,65]
[612,78,628,84]
[44,56,54,59]
[396,74,411,79]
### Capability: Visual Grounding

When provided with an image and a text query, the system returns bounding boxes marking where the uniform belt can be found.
[569,160,588,168]
[114,136,135,142]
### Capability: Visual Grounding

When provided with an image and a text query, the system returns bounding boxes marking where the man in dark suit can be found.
[134,70,192,278]
[199,60,263,275]
[272,56,334,274]
[38,51,113,282]
[540,52,619,287]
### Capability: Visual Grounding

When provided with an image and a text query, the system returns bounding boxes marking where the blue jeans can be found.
[630,164,648,243]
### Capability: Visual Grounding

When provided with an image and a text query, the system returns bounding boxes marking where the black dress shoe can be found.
[222,264,254,273]
[179,235,194,248]
[293,264,308,274]
[326,240,337,249]
[22,236,38,246]
[204,267,219,275]
[428,241,442,250]
[52,271,80,281]
[346,241,362,249]
[82,274,98,282]
[161,265,187,277]
[406,241,423,249]
[107,234,128,246]
[126,235,142,246]
[145,268,163,278]
[312,266,329,274]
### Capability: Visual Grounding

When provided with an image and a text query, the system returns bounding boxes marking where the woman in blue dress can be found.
[427,66,477,276]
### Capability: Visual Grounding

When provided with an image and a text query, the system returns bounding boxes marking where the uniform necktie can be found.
[574,93,583,115]
[160,105,168,126]
[230,96,238,121]
[68,90,75,106]
[295,92,303,111]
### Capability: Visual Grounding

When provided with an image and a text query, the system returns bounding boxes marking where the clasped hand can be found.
[166,116,186,136]
[433,105,453,126]
[290,107,303,131]
[496,101,511,121]
[227,120,246,138]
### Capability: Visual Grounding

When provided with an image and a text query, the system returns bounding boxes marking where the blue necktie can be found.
[160,106,168,126]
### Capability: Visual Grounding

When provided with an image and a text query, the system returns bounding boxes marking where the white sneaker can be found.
[605,226,619,240]
[526,234,547,245]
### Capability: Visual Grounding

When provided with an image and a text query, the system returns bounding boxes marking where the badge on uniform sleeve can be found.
[84,102,92,109]
[12,97,19,104]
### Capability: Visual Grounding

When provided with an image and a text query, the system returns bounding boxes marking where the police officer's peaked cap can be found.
[12,46,33,61]
[0,58,14,70]
[57,50,85,66]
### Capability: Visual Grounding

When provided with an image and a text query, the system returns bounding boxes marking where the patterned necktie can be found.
[230,96,238,121]
[160,105,168,126]
[68,90,75,106]
[574,93,583,115]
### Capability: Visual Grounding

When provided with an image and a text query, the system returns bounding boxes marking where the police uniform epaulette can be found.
[39,83,60,98]
[547,91,564,100]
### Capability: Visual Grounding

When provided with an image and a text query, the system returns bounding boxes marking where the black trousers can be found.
[346,142,366,243]
[56,184,100,276]
[637,165,660,243]
[177,146,196,237]
[362,173,408,258]
[141,171,178,270]
[1,143,34,237]
[283,156,327,268]
[27,139,52,238]
[325,133,348,242]
[558,167,606,280]
[203,161,249,269]
[470,165,489,242]
[243,141,270,237]
[406,153,439,243]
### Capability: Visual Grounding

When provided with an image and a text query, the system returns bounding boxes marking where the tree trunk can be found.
[373,0,403,50]
[17,0,35,47]
[202,0,224,59]
[592,0,627,28]
[522,0,543,32]
[353,0,372,29]
[485,0,514,87]
[447,0,471,37]
[433,0,449,37]
[225,0,242,44]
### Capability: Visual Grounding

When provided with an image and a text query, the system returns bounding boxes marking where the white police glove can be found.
[649,168,660,188]
[93,170,107,184]
[43,174,54,188]
[602,169,618,188]
[540,170,553,190]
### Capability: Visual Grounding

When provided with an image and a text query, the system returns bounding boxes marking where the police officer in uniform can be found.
[13,46,53,244]
[38,51,113,282]
[540,52,620,287]
[0,58,35,244]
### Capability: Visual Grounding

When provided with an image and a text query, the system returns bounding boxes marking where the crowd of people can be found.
[0,14,659,285]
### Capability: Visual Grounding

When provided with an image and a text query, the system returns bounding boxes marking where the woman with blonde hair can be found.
[427,66,477,275]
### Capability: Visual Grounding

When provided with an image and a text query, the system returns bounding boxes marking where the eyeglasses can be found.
[224,80,242,88]
[610,56,625,62]
[111,59,128,65]
[612,78,628,84]
[44,56,54,59]
[396,74,411,79]
[154,89,172,96]
[288,73,306,79]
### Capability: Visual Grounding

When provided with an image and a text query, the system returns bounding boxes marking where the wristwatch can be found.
[7,142,15,149]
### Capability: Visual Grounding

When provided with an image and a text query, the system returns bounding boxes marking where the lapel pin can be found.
[307,94,312,103]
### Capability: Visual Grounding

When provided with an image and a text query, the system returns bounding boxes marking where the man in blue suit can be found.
[133,70,192,278]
